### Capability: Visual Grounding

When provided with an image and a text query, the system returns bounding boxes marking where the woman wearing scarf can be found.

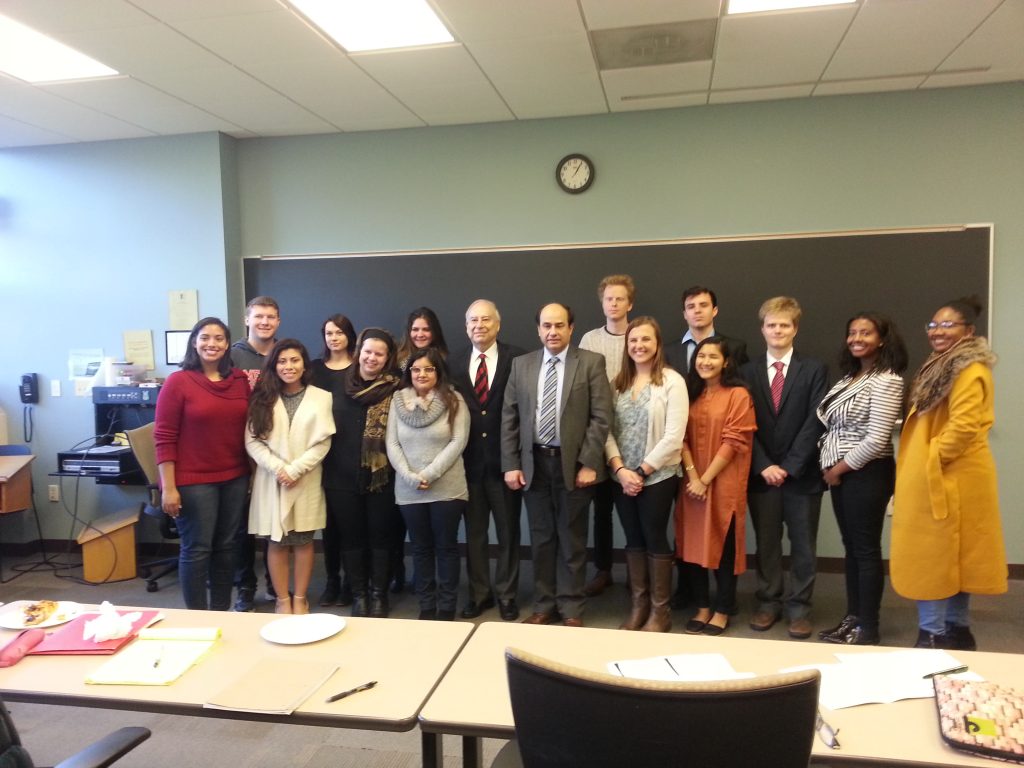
[891,295,1006,651]
[320,328,401,618]
[385,347,469,621]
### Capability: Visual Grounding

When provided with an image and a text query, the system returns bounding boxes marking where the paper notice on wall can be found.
[169,290,198,330]
[123,330,155,370]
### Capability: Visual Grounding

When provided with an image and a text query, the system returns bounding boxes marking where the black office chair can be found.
[1,693,150,768]
[124,423,178,593]
[492,647,821,768]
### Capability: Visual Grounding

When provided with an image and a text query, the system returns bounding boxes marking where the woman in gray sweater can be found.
[386,347,470,620]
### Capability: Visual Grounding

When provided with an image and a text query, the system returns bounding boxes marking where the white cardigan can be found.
[604,367,688,474]
[246,385,335,541]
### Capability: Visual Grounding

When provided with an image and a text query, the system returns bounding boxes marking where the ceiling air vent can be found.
[590,19,717,70]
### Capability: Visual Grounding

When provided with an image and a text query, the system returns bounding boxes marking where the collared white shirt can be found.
[469,342,498,390]
[680,325,717,369]
[766,347,794,378]
[535,348,568,445]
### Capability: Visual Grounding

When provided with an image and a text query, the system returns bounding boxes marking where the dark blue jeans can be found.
[401,500,465,612]
[176,475,248,611]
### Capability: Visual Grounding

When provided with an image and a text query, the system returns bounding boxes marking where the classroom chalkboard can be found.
[243,226,991,379]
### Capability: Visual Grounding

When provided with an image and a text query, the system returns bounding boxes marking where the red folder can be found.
[28,610,163,655]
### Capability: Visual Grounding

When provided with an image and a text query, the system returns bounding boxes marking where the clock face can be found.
[556,154,594,194]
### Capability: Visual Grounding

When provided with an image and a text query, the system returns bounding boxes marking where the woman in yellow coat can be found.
[891,296,1005,651]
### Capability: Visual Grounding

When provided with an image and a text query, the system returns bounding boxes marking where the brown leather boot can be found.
[642,554,674,632]
[620,549,649,630]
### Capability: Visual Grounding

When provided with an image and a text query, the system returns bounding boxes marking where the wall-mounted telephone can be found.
[20,373,39,403]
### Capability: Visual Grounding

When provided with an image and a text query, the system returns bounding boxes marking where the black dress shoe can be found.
[498,599,520,622]
[818,614,858,642]
[826,624,879,645]
[461,595,496,619]
[318,581,339,607]
[914,629,952,649]
[418,608,437,620]
[436,609,456,621]
[945,622,977,651]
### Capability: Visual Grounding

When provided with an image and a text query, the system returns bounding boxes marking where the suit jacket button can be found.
[481,409,487,415]
[482,432,487,438]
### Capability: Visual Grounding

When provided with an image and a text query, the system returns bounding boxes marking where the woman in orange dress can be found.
[676,336,757,636]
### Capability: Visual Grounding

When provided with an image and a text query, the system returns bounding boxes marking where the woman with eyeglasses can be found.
[815,312,907,646]
[890,296,1005,650]
[385,348,469,620]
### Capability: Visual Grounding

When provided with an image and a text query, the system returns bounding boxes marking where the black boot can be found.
[342,550,369,617]
[914,628,952,648]
[945,622,977,651]
[370,549,391,618]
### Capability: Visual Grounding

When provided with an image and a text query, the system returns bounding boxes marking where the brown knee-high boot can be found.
[620,549,650,630]
[642,553,674,632]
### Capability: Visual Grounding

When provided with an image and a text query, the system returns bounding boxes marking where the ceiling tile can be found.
[813,75,925,96]
[939,0,1024,73]
[0,77,155,141]
[40,76,243,135]
[581,0,722,30]
[824,0,1003,80]
[0,113,77,148]
[467,35,606,119]
[0,0,153,33]
[713,5,856,89]
[602,61,712,105]
[434,0,584,42]
[352,45,514,126]
[708,83,813,104]
[128,0,282,22]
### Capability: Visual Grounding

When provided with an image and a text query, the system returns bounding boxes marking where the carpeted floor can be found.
[2,549,1021,767]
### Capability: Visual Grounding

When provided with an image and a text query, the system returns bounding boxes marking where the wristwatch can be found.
[634,466,649,479]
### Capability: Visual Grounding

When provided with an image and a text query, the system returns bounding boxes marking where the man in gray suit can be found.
[502,303,612,626]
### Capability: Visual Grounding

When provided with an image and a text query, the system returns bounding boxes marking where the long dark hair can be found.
[320,313,357,360]
[837,311,908,377]
[685,336,747,402]
[180,317,233,378]
[399,347,460,430]
[397,307,449,364]
[613,316,667,394]
[248,339,312,440]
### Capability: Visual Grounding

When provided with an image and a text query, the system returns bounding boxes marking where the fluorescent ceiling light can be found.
[727,0,856,14]
[0,14,118,83]
[288,0,454,53]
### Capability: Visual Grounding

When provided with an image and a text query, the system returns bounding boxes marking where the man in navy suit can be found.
[740,297,826,640]
[502,303,612,626]
[450,300,525,621]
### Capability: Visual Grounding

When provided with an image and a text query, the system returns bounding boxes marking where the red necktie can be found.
[474,354,489,407]
[770,361,785,413]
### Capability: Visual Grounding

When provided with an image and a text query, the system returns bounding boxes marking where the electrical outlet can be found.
[51,379,62,397]
[48,484,60,502]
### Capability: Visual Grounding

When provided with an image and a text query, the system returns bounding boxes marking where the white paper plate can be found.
[0,600,82,630]
[259,613,346,645]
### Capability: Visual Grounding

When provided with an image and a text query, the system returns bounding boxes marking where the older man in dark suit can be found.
[450,299,525,621]
[740,296,826,640]
[502,303,612,626]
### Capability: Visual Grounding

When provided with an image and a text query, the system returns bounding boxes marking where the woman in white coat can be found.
[605,317,687,632]
[246,339,335,614]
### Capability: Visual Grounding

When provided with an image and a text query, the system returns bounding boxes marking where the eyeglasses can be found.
[410,366,437,375]
[925,321,969,331]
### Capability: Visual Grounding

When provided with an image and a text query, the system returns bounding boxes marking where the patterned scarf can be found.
[908,336,996,414]
[344,368,399,492]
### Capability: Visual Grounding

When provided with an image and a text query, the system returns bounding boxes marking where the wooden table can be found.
[0,454,34,514]
[1,607,472,732]
[419,620,1024,768]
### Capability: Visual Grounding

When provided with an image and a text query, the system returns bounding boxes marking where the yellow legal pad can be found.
[85,627,220,685]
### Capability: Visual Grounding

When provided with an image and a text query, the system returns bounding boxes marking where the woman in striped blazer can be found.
[816,312,907,646]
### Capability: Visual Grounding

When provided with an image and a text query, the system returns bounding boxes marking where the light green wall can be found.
[0,133,232,542]
[1,83,1020,563]
[236,82,1023,561]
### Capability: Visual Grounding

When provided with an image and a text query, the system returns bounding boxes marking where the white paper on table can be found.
[609,653,755,682]
[781,649,982,710]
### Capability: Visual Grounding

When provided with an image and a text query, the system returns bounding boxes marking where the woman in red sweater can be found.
[155,317,251,610]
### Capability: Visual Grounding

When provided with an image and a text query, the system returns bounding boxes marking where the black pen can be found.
[815,710,840,750]
[923,665,968,679]
[326,680,377,703]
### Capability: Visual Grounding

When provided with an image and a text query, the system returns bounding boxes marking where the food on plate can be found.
[23,600,58,626]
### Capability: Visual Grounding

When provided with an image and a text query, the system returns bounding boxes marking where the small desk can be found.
[1,607,472,732]
[0,454,34,514]
[419,621,1024,768]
